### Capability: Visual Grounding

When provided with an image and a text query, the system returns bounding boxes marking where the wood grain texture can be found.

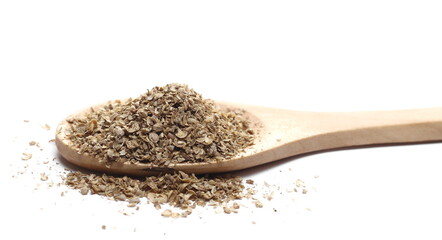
[56,101,442,175]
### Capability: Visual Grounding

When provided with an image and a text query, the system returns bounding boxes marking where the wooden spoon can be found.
[56,101,442,176]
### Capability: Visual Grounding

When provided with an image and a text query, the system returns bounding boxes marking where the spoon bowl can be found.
[56,100,442,175]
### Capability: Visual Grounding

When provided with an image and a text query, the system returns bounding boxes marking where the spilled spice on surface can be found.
[65,170,250,217]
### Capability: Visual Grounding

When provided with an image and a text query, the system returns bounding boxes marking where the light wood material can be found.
[56,101,442,175]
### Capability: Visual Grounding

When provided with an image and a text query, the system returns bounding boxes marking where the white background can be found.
[1,0,442,239]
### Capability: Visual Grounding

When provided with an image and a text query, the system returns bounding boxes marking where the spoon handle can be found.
[286,107,442,153]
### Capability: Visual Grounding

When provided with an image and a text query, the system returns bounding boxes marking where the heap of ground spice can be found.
[65,83,255,166]
[65,170,249,217]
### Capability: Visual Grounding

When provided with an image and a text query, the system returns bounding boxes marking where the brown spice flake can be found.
[254,200,263,208]
[223,206,233,214]
[42,124,51,131]
[29,141,39,147]
[115,194,126,201]
[246,179,254,185]
[295,179,305,188]
[128,198,140,204]
[80,187,89,195]
[127,203,137,208]
[223,202,240,214]
[161,209,181,218]
[161,209,172,217]
[264,191,274,201]
[40,173,48,181]
[21,153,32,160]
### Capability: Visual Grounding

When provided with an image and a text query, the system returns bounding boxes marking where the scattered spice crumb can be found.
[223,202,240,214]
[128,198,140,204]
[101,225,106,230]
[161,209,181,218]
[246,179,254,184]
[127,203,137,208]
[264,191,274,201]
[79,187,89,195]
[161,209,172,217]
[223,206,233,214]
[23,120,30,123]
[40,173,48,181]
[295,179,305,188]
[29,141,40,147]
[115,194,126,201]
[171,212,181,218]
[41,124,51,131]
[254,200,263,208]
[21,153,32,160]
[181,210,192,218]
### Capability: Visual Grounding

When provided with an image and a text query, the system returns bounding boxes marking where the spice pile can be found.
[14,84,317,225]
[60,83,258,217]
[65,171,251,217]
[65,83,255,166]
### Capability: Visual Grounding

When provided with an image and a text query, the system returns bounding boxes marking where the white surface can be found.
[1,0,442,239]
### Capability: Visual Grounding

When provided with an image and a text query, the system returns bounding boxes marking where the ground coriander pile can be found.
[65,83,255,166]
[65,170,252,217]
[60,83,258,217]
[15,86,316,224]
